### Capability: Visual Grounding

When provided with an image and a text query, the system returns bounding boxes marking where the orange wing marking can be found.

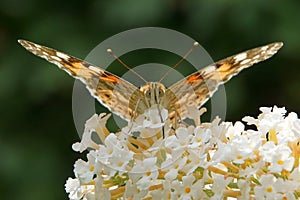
[100,72,120,83]
[186,73,203,83]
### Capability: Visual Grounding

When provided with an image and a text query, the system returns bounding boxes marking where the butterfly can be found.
[18,40,283,125]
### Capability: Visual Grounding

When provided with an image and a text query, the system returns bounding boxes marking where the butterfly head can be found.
[140,82,166,105]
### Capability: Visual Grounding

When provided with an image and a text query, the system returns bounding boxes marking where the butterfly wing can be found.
[18,40,148,121]
[165,42,283,121]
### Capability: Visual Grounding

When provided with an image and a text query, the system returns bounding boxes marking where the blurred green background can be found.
[1,0,300,199]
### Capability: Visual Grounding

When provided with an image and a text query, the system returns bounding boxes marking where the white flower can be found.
[239,160,264,178]
[273,178,299,197]
[190,179,206,199]
[243,106,286,137]
[136,105,168,129]
[259,141,277,162]
[176,127,193,147]
[129,157,159,191]
[72,113,110,152]
[210,174,233,199]
[184,148,208,173]
[268,146,294,173]
[171,175,198,200]
[226,121,245,140]
[74,151,97,183]
[255,175,299,200]
[106,145,133,175]
[96,133,133,176]
[163,128,192,164]
[124,180,148,200]
[65,178,94,200]
[237,179,251,200]
[211,141,232,164]
[209,117,228,143]
[96,134,118,161]
[254,174,277,200]
[189,126,211,148]
[150,180,171,200]
[65,178,83,200]
[260,142,294,172]
[94,177,111,200]
[230,134,260,164]
[162,156,187,181]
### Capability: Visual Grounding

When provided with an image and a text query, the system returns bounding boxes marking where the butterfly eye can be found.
[158,88,165,97]
[144,90,151,98]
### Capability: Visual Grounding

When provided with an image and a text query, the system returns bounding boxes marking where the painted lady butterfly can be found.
[18,40,283,124]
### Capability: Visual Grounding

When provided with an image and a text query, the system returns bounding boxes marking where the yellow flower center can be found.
[277,159,284,165]
[185,187,191,194]
[118,161,124,167]
[266,187,273,193]
[89,166,94,171]
[146,171,151,176]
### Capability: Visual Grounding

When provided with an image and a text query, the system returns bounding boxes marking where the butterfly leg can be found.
[168,108,179,134]
[126,99,142,135]
[170,109,189,134]
[156,104,165,138]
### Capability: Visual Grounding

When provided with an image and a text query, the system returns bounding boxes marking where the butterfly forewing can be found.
[18,39,147,121]
[166,42,283,120]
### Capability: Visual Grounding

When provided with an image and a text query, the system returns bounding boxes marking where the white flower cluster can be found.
[65,106,300,200]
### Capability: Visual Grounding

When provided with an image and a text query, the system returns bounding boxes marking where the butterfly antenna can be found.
[107,49,147,83]
[159,42,199,83]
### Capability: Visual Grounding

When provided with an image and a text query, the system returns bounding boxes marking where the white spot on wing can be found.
[253,55,260,59]
[261,46,268,51]
[234,52,247,62]
[89,66,103,73]
[56,52,70,60]
[42,51,49,56]
[240,59,251,65]
[51,55,62,61]
[203,65,216,74]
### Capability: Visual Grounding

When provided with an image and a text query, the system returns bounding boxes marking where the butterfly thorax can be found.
[139,82,166,107]
[138,82,182,124]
